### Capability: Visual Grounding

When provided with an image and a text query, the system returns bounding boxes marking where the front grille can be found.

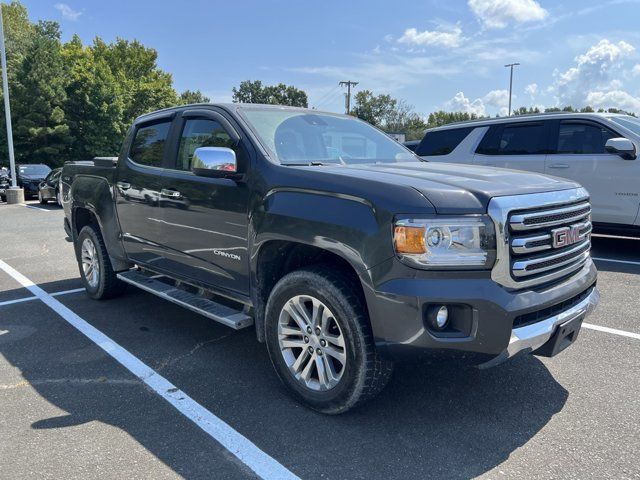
[512,286,595,329]
[509,200,591,285]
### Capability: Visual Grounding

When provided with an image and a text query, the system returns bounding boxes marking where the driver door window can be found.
[177,119,235,171]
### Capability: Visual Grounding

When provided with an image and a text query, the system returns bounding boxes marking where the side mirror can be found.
[605,137,636,160]
[191,147,237,176]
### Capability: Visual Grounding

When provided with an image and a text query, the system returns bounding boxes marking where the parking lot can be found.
[0,200,638,480]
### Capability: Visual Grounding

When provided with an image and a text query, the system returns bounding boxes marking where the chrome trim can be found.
[479,287,599,369]
[488,187,590,289]
[511,233,552,254]
[509,201,591,231]
[512,241,590,277]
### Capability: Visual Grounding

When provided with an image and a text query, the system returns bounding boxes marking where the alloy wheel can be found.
[278,295,347,391]
[81,238,100,288]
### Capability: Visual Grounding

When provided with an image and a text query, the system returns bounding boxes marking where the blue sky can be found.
[21,0,640,116]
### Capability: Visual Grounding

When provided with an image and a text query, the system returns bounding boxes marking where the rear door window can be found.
[416,127,474,156]
[476,122,549,155]
[129,121,172,167]
[556,122,617,154]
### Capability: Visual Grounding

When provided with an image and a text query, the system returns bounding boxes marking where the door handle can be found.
[548,164,569,169]
[161,188,182,199]
[116,181,131,190]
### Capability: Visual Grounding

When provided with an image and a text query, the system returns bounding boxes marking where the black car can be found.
[17,164,52,198]
[0,170,10,202]
[38,167,62,206]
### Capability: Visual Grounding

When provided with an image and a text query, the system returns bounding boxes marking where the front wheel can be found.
[75,225,126,300]
[265,266,393,414]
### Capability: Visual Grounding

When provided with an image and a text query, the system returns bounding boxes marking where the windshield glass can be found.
[240,108,418,165]
[609,116,640,136]
[18,164,51,176]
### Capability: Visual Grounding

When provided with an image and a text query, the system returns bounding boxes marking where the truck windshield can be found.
[240,108,418,165]
[18,164,51,176]
[609,116,640,136]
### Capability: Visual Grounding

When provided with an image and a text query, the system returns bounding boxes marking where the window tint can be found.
[557,122,617,154]
[476,122,548,155]
[130,121,171,167]
[177,119,234,170]
[416,127,474,156]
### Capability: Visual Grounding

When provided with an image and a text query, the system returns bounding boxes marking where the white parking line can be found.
[583,322,640,340]
[0,287,85,307]
[0,259,298,480]
[592,257,640,267]
[22,204,51,212]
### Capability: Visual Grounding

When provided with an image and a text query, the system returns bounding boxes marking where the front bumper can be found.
[364,258,598,364]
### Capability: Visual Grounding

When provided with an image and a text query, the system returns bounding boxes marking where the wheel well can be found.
[253,241,366,342]
[73,207,98,238]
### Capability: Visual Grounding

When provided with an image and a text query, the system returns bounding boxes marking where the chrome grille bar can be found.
[509,201,591,231]
[512,241,590,277]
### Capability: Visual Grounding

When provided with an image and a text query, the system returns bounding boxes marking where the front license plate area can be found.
[534,315,584,357]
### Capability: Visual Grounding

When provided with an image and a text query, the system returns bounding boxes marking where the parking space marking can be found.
[22,204,51,212]
[583,323,640,341]
[593,257,640,266]
[0,259,298,480]
[0,288,85,307]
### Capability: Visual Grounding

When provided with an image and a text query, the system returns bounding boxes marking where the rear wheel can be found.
[265,266,393,414]
[75,225,126,300]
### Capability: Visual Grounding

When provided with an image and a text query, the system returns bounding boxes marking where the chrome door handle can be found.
[548,164,569,169]
[116,181,131,190]
[161,189,182,199]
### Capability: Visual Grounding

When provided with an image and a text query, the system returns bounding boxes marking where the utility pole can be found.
[339,80,358,115]
[504,63,520,117]
[0,4,21,203]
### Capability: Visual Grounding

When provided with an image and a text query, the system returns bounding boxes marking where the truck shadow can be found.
[0,279,568,479]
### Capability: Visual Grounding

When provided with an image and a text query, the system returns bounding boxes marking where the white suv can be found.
[414,113,640,234]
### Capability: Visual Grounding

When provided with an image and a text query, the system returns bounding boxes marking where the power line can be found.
[504,63,520,117]
[313,84,341,110]
[339,80,358,115]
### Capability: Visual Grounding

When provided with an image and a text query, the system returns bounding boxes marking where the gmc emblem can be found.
[551,224,584,249]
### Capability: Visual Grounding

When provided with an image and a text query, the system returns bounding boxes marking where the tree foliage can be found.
[352,90,427,140]
[232,80,308,107]
[179,89,211,105]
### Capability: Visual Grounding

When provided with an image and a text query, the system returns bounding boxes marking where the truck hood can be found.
[312,161,580,214]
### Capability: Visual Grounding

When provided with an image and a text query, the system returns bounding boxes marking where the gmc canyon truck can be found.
[61,104,599,414]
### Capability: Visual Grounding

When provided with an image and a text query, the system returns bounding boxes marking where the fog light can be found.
[435,306,449,329]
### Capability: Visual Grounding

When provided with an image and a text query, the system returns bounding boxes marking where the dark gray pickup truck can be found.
[61,103,599,414]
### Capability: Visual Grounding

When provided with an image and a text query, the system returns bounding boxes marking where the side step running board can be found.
[117,270,253,330]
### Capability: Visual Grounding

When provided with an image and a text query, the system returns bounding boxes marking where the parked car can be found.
[37,167,62,206]
[61,104,599,414]
[414,113,640,235]
[16,164,51,198]
[403,139,420,152]
[0,170,10,202]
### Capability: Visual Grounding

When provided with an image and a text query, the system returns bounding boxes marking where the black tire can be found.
[75,225,126,300]
[265,266,393,414]
[0,195,5,203]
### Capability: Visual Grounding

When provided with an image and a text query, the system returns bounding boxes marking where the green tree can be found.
[179,89,210,105]
[62,35,125,159]
[513,106,541,116]
[426,110,481,127]
[352,90,427,139]
[12,21,71,165]
[232,80,308,107]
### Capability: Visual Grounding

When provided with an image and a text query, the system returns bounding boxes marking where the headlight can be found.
[393,216,496,269]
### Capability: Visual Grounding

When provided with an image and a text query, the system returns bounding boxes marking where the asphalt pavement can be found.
[0,201,638,479]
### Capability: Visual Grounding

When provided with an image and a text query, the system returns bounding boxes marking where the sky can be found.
[20,0,640,117]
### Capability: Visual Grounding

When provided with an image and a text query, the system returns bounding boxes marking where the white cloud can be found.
[54,3,81,21]
[483,89,510,108]
[398,25,463,49]
[632,64,640,77]
[554,39,636,109]
[585,90,640,113]
[525,83,538,97]
[445,92,486,116]
[468,0,548,29]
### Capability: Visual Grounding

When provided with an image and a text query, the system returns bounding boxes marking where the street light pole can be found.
[504,63,520,117]
[0,4,17,193]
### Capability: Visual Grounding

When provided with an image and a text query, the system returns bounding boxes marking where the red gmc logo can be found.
[552,224,583,248]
